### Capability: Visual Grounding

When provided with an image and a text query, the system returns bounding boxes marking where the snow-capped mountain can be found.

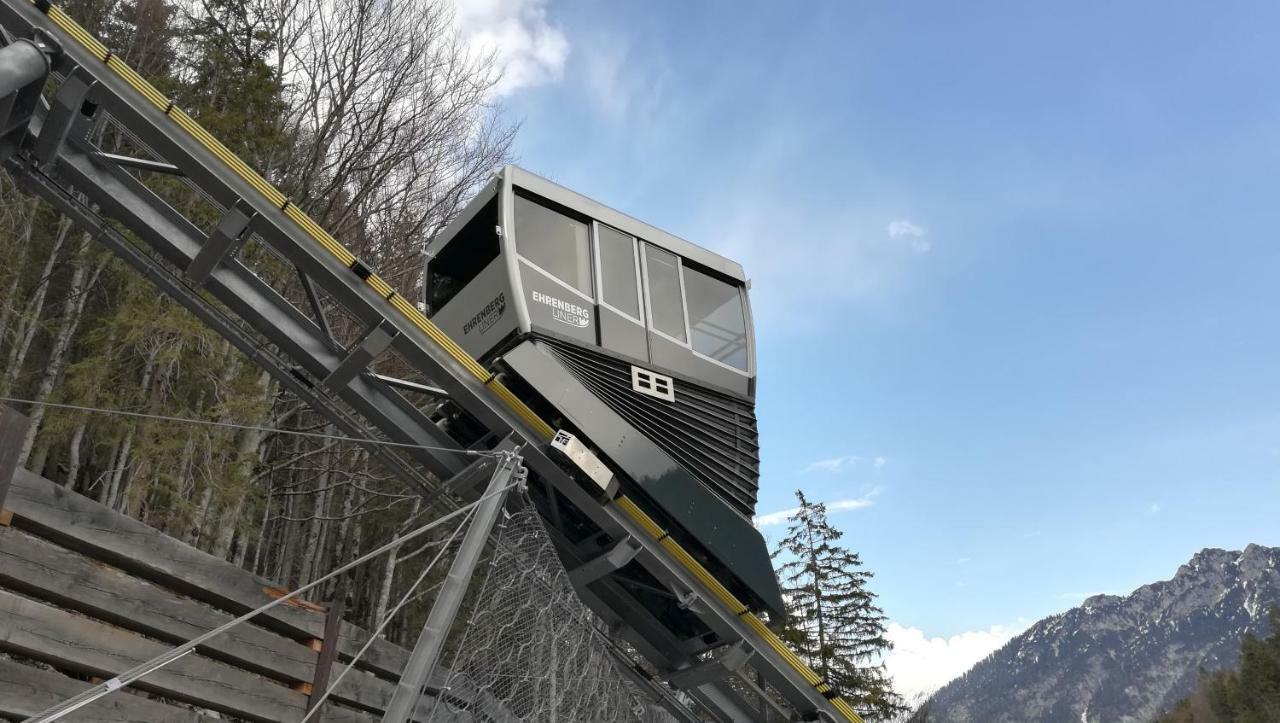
[927,544,1280,722]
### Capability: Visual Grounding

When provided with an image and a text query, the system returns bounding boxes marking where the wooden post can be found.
[0,405,31,523]
[305,578,347,714]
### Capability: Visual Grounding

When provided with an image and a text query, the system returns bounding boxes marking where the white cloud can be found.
[451,0,569,96]
[888,219,931,255]
[873,456,888,469]
[753,496,875,528]
[1148,502,1162,515]
[956,557,970,565]
[829,498,876,513]
[802,455,859,474]
[883,622,1020,701]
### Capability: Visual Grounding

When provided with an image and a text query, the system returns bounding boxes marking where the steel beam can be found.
[381,443,522,723]
[186,201,253,284]
[93,150,181,174]
[31,64,89,163]
[568,534,641,586]
[325,320,397,390]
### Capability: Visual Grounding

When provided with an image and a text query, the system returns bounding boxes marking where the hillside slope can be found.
[928,544,1280,722]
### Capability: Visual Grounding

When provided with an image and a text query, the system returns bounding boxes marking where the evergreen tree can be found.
[775,490,905,720]
[1157,606,1280,723]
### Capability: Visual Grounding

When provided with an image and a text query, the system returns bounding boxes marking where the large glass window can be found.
[597,224,640,319]
[514,194,592,296]
[425,197,500,314]
[644,244,686,342]
[683,265,749,371]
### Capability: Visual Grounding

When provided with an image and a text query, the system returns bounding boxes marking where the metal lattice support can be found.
[427,505,672,723]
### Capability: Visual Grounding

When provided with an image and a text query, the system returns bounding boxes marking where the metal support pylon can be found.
[381,444,525,723]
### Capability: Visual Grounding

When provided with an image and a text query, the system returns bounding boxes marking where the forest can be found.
[1157,607,1280,723]
[0,0,513,644]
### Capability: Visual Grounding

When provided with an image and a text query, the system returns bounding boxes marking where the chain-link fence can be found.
[424,503,675,723]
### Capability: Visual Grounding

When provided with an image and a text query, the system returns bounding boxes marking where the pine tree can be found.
[775,490,905,720]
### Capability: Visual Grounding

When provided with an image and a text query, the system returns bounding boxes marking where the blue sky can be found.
[462,0,1280,696]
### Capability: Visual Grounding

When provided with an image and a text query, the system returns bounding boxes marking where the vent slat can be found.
[539,339,761,516]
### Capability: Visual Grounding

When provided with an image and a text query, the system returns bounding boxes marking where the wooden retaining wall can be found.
[0,463,463,722]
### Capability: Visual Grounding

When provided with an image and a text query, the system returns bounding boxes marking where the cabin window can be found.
[514,194,593,296]
[425,197,500,314]
[597,224,640,319]
[683,265,749,371]
[644,244,687,342]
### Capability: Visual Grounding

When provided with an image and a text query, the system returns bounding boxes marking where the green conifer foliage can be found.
[774,490,906,720]
[1157,606,1280,723]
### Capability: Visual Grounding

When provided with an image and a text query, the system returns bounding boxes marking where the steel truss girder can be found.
[6,158,443,499]
[0,2,847,720]
[49,133,469,482]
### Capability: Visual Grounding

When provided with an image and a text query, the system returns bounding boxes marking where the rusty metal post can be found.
[305,579,348,715]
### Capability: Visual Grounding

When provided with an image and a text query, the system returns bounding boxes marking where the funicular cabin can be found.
[424,166,782,619]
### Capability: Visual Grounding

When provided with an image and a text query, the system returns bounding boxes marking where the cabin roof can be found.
[505,165,748,284]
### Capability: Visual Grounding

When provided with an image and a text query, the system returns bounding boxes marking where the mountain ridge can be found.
[927,543,1280,722]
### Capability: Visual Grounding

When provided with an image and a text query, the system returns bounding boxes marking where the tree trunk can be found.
[373,545,397,628]
[213,369,272,558]
[97,440,120,504]
[328,455,362,596]
[1,216,73,397]
[29,439,50,478]
[298,476,328,587]
[18,238,105,467]
[0,198,40,348]
[251,474,273,575]
[105,426,134,511]
[64,419,87,489]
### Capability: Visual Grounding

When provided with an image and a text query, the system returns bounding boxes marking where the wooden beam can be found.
[0,588,377,722]
[0,656,212,722]
[4,469,412,681]
[0,404,30,509]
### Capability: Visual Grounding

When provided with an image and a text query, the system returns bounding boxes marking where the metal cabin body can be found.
[424,166,783,619]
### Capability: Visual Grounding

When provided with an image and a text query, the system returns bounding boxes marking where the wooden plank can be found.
[0,655,212,722]
[0,589,375,723]
[6,469,412,680]
[0,405,30,508]
[0,526,435,718]
[0,525,318,682]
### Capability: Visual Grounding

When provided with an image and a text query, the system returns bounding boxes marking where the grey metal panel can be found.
[538,338,761,517]
[648,333,750,398]
[598,305,649,362]
[519,264,597,346]
[429,258,517,359]
[505,166,746,284]
[499,169,532,335]
[499,340,783,618]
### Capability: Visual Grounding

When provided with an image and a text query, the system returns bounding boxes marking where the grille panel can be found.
[539,338,760,517]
